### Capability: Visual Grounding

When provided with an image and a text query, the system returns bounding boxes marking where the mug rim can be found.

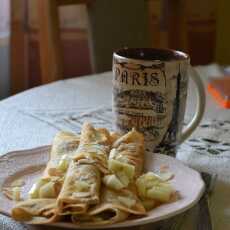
[113,47,190,62]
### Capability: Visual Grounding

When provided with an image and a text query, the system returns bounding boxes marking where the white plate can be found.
[0,146,204,229]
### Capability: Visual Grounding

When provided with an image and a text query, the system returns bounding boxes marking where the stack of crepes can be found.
[11,122,175,225]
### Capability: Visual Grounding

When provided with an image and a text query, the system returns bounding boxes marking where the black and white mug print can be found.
[112,48,205,156]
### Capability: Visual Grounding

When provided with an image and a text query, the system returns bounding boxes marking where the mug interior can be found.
[115,48,189,62]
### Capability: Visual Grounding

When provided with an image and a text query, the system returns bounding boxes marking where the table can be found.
[0,67,229,229]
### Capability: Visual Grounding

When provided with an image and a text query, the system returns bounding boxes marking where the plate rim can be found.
[0,146,205,229]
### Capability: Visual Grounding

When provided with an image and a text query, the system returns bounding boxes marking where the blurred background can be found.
[0,0,229,99]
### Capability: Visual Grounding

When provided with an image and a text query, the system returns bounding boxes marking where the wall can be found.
[216,0,230,64]
[27,1,91,87]
[148,0,217,65]
[9,0,230,94]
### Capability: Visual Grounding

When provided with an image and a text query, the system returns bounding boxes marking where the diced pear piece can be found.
[136,172,174,202]
[141,199,156,210]
[28,178,50,199]
[108,159,135,183]
[146,180,156,189]
[108,159,134,178]
[118,196,136,208]
[109,149,129,163]
[57,154,69,172]
[144,172,162,182]
[121,163,135,179]
[103,174,125,190]
[145,171,174,182]
[28,184,39,199]
[108,159,122,171]
[116,172,129,187]
[39,181,56,198]
[157,171,174,181]
[146,183,173,202]
[75,181,90,192]
[116,155,129,164]
[136,176,147,197]
[136,172,161,197]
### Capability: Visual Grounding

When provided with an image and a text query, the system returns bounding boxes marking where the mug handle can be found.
[179,66,206,144]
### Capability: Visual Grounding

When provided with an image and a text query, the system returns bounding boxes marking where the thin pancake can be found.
[57,162,101,215]
[109,131,122,145]
[46,131,80,177]
[72,186,145,225]
[72,206,128,225]
[57,123,111,215]
[11,199,59,224]
[28,131,80,199]
[111,128,145,177]
[80,124,111,146]
[93,187,146,215]
[73,123,111,174]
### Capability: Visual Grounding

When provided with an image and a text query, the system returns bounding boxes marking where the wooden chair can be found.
[37,0,150,84]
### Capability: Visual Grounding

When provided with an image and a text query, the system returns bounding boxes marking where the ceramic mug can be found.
[112,48,205,155]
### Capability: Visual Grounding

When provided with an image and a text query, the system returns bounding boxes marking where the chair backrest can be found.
[87,0,150,73]
[38,0,150,84]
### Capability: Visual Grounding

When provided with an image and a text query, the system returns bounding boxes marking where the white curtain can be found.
[0,0,10,99]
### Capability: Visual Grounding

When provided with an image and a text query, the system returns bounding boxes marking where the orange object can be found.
[208,77,230,109]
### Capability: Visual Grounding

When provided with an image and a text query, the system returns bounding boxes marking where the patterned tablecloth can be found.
[0,65,229,230]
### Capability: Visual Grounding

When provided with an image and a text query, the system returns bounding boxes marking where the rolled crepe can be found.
[57,123,111,215]
[28,131,80,199]
[72,186,146,225]
[11,131,80,223]
[72,207,128,225]
[80,124,111,146]
[46,131,80,177]
[57,162,101,215]
[74,123,111,174]
[11,199,59,224]
[111,128,145,177]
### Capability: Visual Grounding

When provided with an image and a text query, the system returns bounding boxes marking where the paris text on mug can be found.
[112,48,205,155]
